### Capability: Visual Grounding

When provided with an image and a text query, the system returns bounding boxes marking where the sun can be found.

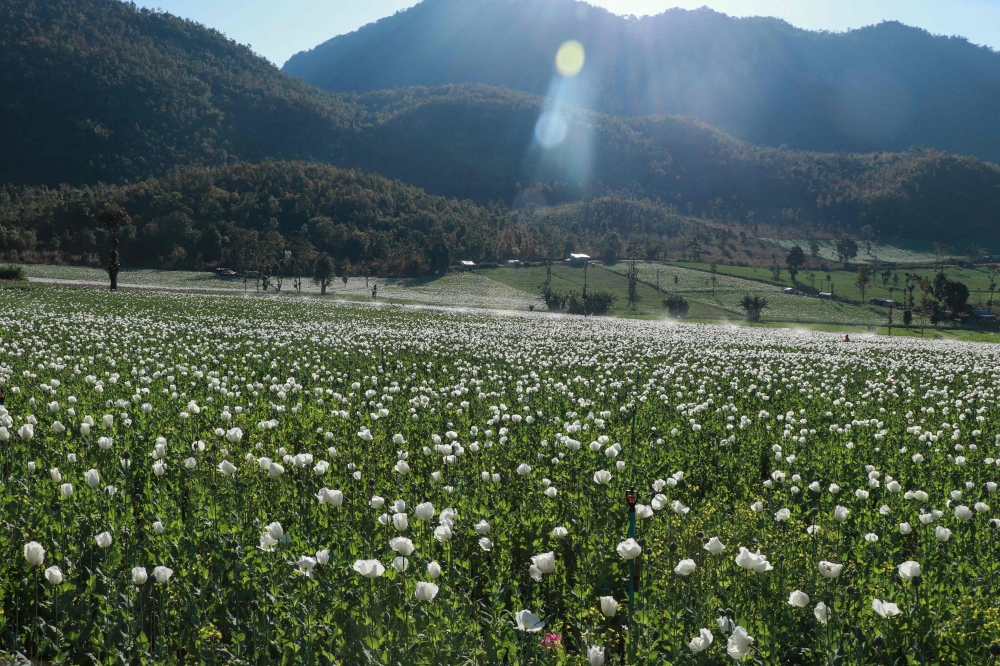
[555,40,585,77]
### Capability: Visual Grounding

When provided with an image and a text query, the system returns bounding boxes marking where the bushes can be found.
[662,294,689,318]
[739,294,769,322]
[0,265,25,280]
[542,288,616,316]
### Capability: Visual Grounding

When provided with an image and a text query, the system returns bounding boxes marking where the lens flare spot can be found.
[534,111,568,149]
[555,40,585,77]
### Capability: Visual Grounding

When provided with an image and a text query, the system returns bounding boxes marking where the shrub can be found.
[739,294,769,322]
[543,288,615,315]
[663,294,689,318]
[0,265,25,280]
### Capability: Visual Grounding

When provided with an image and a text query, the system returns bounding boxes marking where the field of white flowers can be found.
[1,285,998,664]
[761,240,950,266]
[21,265,542,312]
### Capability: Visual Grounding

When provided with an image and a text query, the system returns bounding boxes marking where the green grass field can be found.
[672,262,1000,308]
[604,263,925,326]
[20,265,543,312]
[761,238,956,265]
[13,262,998,333]
[482,265,733,319]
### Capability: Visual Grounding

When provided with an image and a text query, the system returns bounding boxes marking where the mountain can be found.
[0,0,364,188]
[284,0,1000,164]
[1,0,999,252]
[347,86,1000,243]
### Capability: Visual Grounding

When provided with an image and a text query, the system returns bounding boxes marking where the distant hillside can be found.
[1,0,999,247]
[0,161,505,275]
[284,0,1000,163]
[0,0,363,187]
[347,86,1000,243]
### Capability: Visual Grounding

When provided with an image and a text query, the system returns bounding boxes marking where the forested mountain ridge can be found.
[0,0,364,187]
[0,162,508,275]
[0,160,689,274]
[1,0,1000,261]
[284,0,1000,163]
[347,86,1000,242]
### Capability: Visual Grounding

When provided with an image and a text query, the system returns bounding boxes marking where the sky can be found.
[136,0,1000,66]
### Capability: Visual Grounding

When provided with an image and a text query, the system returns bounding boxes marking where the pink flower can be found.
[541,633,563,649]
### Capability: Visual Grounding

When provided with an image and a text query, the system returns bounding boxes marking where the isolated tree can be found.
[627,258,639,308]
[856,266,871,302]
[965,244,986,264]
[809,241,820,259]
[97,204,131,290]
[860,225,875,255]
[709,263,718,297]
[932,243,949,267]
[429,240,451,274]
[685,235,702,263]
[313,254,333,295]
[903,309,913,329]
[273,259,285,293]
[989,265,1000,307]
[603,231,623,264]
[739,294,769,323]
[933,272,969,317]
[785,245,805,281]
[836,237,859,265]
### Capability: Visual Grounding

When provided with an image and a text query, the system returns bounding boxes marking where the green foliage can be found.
[662,293,689,318]
[837,238,860,264]
[739,293,769,322]
[906,271,971,319]
[0,162,503,276]
[541,287,615,315]
[785,245,805,280]
[312,254,333,294]
[0,264,24,280]
[0,0,361,188]
[856,266,871,302]
[933,271,970,316]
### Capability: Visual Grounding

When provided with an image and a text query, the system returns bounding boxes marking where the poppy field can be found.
[1,285,999,665]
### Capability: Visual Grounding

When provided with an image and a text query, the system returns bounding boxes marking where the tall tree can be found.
[97,204,131,291]
[856,266,871,303]
[836,238,859,265]
[627,258,639,307]
[313,254,334,295]
[785,245,805,282]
